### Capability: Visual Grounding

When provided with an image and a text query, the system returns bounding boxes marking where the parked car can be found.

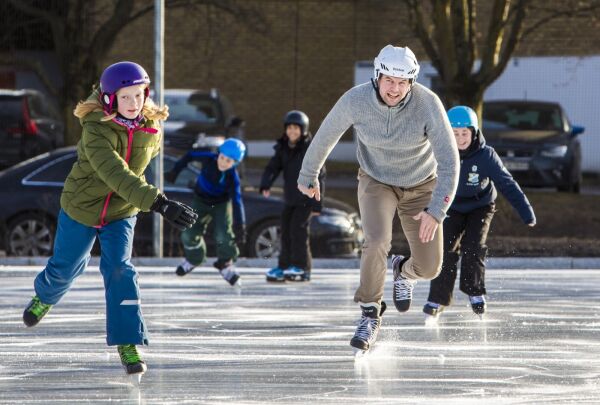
[0,147,362,258]
[482,100,585,193]
[161,89,244,152]
[0,89,64,169]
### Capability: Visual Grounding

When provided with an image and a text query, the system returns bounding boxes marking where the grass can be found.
[325,182,600,257]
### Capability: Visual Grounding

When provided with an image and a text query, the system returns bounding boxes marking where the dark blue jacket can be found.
[172,150,245,226]
[451,131,536,225]
[259,134,325,212]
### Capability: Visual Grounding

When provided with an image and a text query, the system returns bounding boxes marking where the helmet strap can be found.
[100,92,117,114]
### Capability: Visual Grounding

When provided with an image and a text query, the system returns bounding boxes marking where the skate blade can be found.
[128,372,143,386]
[424,314,439,327]
[352,347,368,359]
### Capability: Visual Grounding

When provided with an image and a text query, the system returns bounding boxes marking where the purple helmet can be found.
[99,61,150,113]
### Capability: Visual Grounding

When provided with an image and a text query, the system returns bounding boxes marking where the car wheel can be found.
[247,218,281,258]
[6,213,55,256]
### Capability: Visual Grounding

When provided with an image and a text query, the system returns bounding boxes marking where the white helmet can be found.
[373,45,420,81]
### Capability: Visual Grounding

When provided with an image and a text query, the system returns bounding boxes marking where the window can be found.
[24,154,76,184]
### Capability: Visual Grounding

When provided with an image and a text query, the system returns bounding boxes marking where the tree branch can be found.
[483,0,529,87]
[403,0,443,75]
[478,0,510,76]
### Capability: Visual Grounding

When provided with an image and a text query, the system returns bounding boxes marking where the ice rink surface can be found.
[1,265,599,404]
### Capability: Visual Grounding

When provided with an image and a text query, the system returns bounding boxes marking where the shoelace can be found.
[394,276,414,301]
[355,315,379,342]
[30,297,52,317]
[119,345,142,365]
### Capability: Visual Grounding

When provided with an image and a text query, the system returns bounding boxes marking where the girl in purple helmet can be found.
[22,61,197,378]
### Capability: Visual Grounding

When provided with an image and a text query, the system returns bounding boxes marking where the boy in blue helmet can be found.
[165,138,246,286]
[424,106,536,321]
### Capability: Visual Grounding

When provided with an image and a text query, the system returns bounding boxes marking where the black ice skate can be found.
[392,255,415,312]
[23,296,53,327]
[175,259,195,276]
[214,259,241,286]
[423,301,444,325]
[118,344,147,384]
[350,301,387,356]
[469,295,486,318]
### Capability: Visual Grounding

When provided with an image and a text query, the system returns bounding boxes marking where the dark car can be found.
[161,89,244,152]
[0,147,362,258]
[0,89,64,168]
[482,100,585,193]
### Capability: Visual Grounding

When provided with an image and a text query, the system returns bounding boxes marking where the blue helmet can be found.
[218,138,246,163]
[447,106,479,132]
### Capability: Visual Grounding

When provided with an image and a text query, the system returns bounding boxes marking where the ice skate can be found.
[266,267,285,282]
[23,296,53,327]
[391,255,415,312]
[283,266,310,282]
[118,344,147,384]
[175,259,195,276]
[350,301,387,356]
[423,301,444,326]
[469,295,486,319]
[214,260,241,287]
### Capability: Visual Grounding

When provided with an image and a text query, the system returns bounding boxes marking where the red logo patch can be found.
[444,196,450,203]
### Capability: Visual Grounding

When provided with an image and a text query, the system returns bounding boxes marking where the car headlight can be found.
[540,145,568,157]
[316,214,353,230]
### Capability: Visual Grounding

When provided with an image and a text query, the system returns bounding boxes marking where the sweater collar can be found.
[370,80,413,112]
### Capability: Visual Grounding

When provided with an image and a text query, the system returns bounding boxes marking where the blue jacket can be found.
[172,150,245,226]
[451,131,536,225]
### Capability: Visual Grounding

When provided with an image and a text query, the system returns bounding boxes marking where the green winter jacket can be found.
[60,93,162,227]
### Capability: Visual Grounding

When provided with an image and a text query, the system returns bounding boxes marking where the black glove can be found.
[150,194,198,231]
[234,224,247,246]
[164,170,178,184]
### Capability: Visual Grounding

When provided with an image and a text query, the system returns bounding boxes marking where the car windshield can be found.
[483,103,564,131]
[0,97,23,127]
[164,94,220,124]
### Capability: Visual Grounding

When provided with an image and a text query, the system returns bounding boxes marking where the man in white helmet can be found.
[298,44,459,354]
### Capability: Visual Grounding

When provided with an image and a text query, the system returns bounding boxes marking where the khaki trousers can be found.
[354,169,443,305]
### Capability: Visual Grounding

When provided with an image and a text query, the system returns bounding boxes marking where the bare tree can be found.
[402,0,600,116]
[3,0,267,144]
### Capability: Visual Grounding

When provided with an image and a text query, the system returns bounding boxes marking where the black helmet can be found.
[284,110,309,136]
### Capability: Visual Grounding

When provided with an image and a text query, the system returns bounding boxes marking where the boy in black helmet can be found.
[260,110,325,282]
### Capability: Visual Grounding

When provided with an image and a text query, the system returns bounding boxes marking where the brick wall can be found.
[104,0,600,141]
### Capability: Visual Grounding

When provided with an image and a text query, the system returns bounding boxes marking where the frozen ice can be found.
[1,265,599,403]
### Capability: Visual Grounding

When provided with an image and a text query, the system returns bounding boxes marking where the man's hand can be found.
[412,210,439,243]
[297,180,321,201]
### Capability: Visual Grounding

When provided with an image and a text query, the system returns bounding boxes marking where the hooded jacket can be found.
[260,133,324,212]
[451,129,536,225]
[60,90,162,227]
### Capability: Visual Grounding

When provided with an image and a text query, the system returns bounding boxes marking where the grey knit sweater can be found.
[298,82,459,222]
